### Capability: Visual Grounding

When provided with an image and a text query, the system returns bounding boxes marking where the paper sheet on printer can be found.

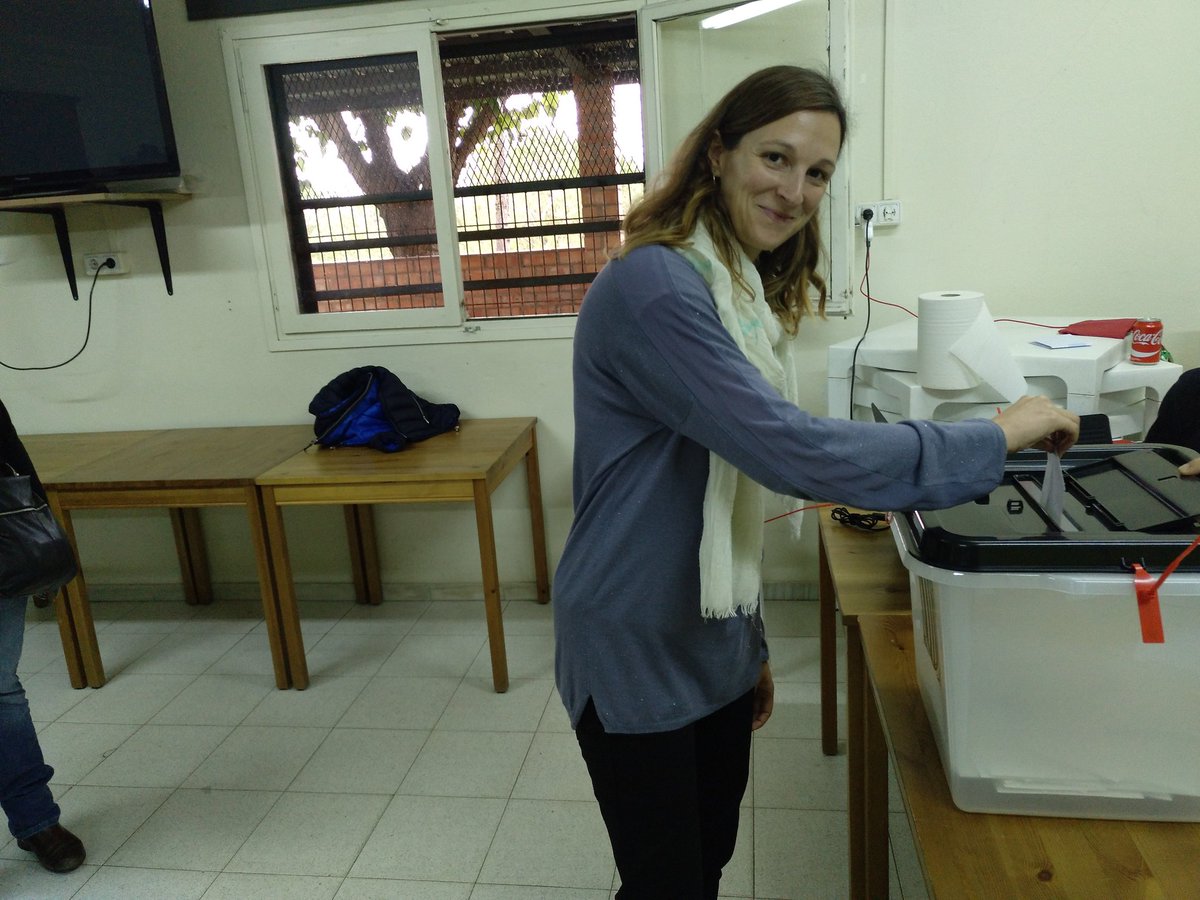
[1039,451,1065,529]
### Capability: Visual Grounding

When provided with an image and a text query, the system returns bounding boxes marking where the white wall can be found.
[2,0,1196,595]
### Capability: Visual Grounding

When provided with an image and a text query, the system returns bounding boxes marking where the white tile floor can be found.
[2,596,929,899]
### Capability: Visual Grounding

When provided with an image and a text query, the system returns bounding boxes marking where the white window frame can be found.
[221,0,846,351]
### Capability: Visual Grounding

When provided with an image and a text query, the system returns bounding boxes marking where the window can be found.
[268,52,447,316]
[437,22,642,320]
[226,9,642,347]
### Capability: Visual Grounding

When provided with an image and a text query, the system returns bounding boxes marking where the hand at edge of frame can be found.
[751,662,774,732]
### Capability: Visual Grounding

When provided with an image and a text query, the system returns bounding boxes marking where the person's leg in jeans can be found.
[576,690,754,899]
[0,594,61,841]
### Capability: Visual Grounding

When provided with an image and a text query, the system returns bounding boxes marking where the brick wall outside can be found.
[313,240,618,316]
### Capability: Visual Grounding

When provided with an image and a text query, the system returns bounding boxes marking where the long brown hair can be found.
[620,66,846,334]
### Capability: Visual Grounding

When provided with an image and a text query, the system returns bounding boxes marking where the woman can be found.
[1,398,86,873]
[552,66,1078,898]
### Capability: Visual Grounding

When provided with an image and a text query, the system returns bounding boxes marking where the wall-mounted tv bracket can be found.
[0,191,188,299]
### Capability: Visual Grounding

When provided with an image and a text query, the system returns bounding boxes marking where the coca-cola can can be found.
[1130,318,1163,364]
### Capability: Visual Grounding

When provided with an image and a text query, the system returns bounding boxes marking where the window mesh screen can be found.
[441,20,641,318]
[270,53,443,313]
[267,15,642,320]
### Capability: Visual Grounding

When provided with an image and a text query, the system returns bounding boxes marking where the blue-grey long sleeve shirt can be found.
[553,246,1007,734]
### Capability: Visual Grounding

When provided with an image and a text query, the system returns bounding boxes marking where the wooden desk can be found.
[27,429,216,608]
[42,425,314,690]
[256,417,550,693]
[816,508,911,898]
[24,431,169,683]
[861,614,1200,898]
[24,430,166,482]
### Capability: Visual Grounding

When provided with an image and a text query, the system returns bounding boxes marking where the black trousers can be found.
[575,689,754,899]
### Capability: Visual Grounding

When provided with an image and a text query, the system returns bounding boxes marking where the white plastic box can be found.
[893,521,1200,821]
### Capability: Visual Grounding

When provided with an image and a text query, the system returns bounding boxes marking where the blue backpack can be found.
[309,366,460,452]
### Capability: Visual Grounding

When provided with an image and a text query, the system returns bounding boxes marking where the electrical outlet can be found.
[854,201,903,227]
[83,253,126,275]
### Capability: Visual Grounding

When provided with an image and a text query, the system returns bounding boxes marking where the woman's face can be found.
[708,110,841,258]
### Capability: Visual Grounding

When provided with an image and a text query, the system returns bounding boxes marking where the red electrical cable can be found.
[991,317,1061,329]
[857,268,917,317]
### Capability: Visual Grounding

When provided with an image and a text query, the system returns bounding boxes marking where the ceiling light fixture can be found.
[699,0,806,30]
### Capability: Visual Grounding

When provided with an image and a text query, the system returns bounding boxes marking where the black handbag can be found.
[0,465,77,599]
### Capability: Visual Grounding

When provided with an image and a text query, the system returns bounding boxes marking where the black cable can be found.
[0,260,107,371]
[831,506,890,532]
[847,208,873,419]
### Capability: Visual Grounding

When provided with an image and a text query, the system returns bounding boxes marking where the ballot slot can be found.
[1009,475,1074,533]
[1008,472,1083,534]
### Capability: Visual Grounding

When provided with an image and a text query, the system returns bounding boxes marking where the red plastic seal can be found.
[1131,563,1165,644]
[1130,536,1200,643]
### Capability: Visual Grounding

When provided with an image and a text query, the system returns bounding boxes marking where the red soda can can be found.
[1130,318,1163,364]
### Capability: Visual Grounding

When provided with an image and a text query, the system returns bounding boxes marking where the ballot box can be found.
[891,444,1200,820]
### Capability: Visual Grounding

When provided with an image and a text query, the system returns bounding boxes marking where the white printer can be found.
[826,318,1181,438]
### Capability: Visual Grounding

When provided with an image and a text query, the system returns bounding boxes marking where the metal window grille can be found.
[266,15,642,320]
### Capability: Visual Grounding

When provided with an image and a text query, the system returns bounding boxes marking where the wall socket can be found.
[83,253,126,275]
[854,201,903,227]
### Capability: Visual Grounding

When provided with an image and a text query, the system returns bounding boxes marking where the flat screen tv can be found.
[0,0,180,198]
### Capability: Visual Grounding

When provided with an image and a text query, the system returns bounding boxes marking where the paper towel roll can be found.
[917,291,986,390]
[916,290,1028,401]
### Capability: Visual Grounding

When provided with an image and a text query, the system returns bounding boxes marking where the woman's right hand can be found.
[991,395,1081,456]
[1180,457,1200,477]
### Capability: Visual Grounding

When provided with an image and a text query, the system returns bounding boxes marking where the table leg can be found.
[51,589,86,690]
[472,479,509,693]
[864,663,891,898]
[343,504,382,605]
[258,486,308,689]
[46,496,105,688]
[169,507,213,605]
[847,621,867,897]
[819,528,838,755]
[524,430,550,604]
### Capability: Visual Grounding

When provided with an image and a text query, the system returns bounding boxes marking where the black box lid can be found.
[897,444,1200,573]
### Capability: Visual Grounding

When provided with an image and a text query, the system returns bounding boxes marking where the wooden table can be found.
[24,430,166,482]
[861,614,1200,898]
[40,425,315,690]
[24,431,169,682]
[256,417,550,693]
[816,507,911,897]
[28,429,222,609]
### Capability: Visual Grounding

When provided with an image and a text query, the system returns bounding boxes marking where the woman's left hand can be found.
[751,662,775,731]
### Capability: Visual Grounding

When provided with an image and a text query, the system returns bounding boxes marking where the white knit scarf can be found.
[676,223,804,619]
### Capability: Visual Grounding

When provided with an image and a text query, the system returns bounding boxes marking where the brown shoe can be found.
[16,823,86,873]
